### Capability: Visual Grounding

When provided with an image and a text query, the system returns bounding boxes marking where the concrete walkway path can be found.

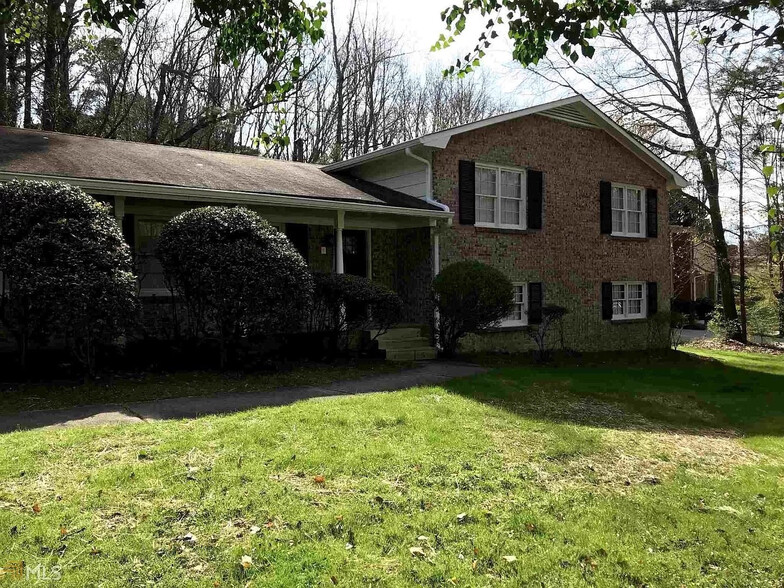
[0,361,486,434]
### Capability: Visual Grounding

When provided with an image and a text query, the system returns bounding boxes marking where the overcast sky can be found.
[330,0,560,108]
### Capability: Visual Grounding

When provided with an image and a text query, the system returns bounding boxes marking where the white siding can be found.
[352,153,427,199]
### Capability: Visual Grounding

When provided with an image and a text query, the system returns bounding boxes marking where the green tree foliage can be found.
[434,0,783,75]
[156,206,312,367]
[432,260,513,356]
[0,180,137,371]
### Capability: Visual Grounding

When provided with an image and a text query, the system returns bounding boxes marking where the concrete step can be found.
[376,336,431,350]
[384,347,438,362]
[372,327,424,340]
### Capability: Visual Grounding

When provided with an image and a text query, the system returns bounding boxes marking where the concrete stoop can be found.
[371,326,437,361]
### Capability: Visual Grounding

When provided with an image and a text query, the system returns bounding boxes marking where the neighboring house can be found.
[0,95,687,354]
[671,225,718,303]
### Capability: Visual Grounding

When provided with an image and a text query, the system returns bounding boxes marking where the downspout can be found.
[404,147,450,212]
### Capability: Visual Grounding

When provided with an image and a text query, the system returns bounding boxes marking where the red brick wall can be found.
[433,114,671,352]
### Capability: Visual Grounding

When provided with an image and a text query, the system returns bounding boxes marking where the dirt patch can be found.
[688,339,784,355]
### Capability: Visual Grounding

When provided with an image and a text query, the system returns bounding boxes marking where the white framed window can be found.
[475,165,526,229]
[612,281,646,320]
[502,282,528,327]
[611,183,645,238]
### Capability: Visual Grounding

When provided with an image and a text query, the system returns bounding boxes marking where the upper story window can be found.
[611,183,645,237]
[475,165,526,229]
[612,281,646,320]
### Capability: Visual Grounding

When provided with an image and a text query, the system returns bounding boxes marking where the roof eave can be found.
[0,171,454,220]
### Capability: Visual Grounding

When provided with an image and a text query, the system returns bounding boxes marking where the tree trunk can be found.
[42,0,60,131]
[23,38,32,128]
[0,20,7,125]
[738,137,747,342]
[7,40,20,124]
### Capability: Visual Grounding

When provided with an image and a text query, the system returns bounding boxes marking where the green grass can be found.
[1,348,783,586]
[0,360,406,415]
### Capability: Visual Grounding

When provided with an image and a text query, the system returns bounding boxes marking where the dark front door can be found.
[342,230,367,277]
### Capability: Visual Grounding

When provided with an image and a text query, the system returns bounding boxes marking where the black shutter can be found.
[458,160,476,225]
[646,188,658,238]
[647,282,658,316]
[601,282,613,320]
[528,282,543,324]
[285,223,309,263]
[122,213,136,251]
[600,181,612,234]
[526,170,543,230]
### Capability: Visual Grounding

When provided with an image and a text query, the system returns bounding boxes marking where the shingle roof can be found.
[0,126,440,211]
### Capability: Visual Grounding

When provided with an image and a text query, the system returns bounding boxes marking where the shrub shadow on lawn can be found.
[444,350,784,438]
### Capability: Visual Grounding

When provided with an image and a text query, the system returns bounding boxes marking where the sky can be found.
[330,0,554,108]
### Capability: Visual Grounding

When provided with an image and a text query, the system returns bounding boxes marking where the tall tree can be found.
[528,4,762,328]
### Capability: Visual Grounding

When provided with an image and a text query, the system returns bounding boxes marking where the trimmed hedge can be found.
[433,261,513,356]
[0,180,137,371]
[157,206,312,367]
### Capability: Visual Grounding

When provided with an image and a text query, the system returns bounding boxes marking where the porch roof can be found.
[0,126,446,216]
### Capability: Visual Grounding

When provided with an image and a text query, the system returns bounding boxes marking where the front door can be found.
[342,230,368,277]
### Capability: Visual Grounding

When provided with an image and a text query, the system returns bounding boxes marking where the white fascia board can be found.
[0,171,454,220]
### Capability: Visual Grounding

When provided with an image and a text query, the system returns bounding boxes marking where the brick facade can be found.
[432,114,671,352]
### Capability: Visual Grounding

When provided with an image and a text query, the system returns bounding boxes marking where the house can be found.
[671,225,718,303]
[0,95,687,355]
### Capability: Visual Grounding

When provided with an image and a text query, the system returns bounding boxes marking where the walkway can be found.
[0,361,486,434]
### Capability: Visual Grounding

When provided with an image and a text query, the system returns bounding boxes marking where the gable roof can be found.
[0,126,443,213]
[323,95,689,189]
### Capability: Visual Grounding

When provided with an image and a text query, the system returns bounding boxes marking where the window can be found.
[612,281,646,320]
[611,184,645,237]
[475,165,526,229]
[502,282,528,327]
[137,219,169,294]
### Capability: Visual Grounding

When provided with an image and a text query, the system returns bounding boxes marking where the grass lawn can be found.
[1,348,783,586]
[0,360,406,415]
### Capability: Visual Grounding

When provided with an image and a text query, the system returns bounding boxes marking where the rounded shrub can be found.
[432,260,513,356]
[0,180,138,371]
[308,272,403,354]
[157,206,312,366]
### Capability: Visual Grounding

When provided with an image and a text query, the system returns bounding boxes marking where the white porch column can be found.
[335,210,345,274]
[431,219,441,277]
[114,195,126,227]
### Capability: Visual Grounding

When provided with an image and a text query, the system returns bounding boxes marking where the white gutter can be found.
[404,147,450,213]
[0,171,453,220]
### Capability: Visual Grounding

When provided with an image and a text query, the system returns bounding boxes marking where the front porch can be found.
[112,194,446,335]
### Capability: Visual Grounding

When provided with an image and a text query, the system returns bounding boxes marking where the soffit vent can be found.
[539,103,600,128]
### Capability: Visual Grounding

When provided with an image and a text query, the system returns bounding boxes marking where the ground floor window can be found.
[502,282,528,327]
[137,219,168,293]
[612,281,645,320]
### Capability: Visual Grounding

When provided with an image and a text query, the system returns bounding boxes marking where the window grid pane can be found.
[476,168,497,196]
[501,198,521,225]
[500,171,522,199]
[476,195,496,223]
[627,211,641,234]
